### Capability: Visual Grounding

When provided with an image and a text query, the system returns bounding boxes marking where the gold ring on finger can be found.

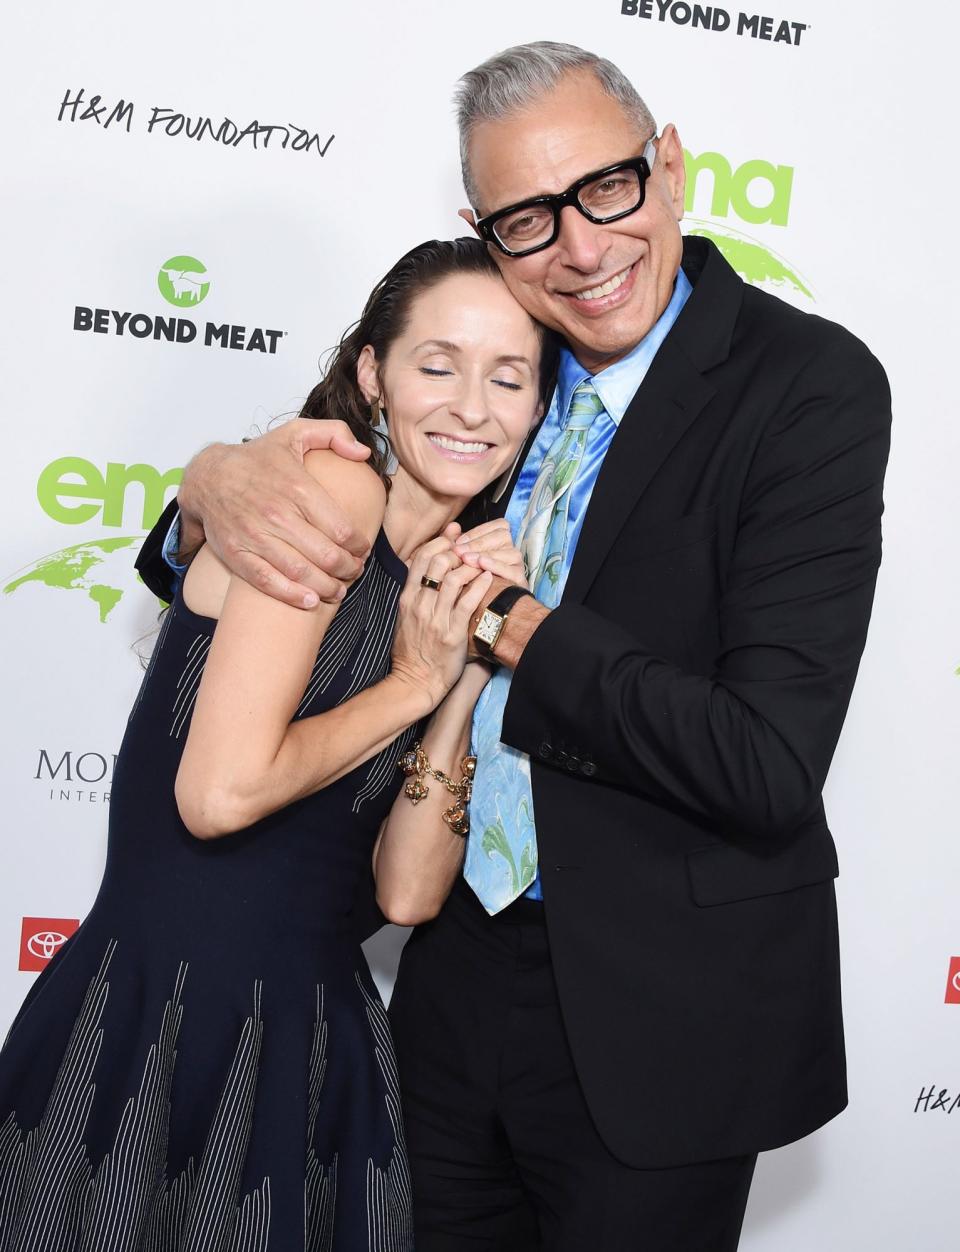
[420,576,442,591]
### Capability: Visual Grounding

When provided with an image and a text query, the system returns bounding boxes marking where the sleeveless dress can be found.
[0,530,418,1252]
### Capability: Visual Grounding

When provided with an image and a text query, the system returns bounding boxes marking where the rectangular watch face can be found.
[475,609,502,647]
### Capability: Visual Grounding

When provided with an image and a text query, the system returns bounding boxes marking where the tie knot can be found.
[564,381,604,431]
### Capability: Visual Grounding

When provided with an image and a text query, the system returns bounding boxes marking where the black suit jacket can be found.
[481,236,889,1166]
[138,237,890,1167]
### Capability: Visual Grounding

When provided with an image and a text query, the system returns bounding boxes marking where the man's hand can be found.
[466,575,550,669]
[178,419,373,608]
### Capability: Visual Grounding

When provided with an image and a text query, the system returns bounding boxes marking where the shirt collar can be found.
[554,266,693,429]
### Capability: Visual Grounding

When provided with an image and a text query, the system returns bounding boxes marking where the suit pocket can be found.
[686,825,839,907]
[605,506,718,564]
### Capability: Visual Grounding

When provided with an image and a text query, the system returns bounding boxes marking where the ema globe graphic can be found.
[685,219,814,303]
[3,537,146,624]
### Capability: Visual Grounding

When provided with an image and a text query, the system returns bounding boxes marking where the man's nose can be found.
[555,205,608,273]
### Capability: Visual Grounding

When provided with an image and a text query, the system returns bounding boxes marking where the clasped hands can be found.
[175,419,531,708]
[389,520,527,711]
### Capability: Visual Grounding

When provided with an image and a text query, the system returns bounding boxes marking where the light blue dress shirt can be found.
[470,269,693,901]
[161,514,188,580]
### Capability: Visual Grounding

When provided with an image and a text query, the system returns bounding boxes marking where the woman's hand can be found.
[454,518,528,588]
[390,537,493,711]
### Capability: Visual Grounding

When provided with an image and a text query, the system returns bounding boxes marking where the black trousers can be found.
[389,880,756,1251]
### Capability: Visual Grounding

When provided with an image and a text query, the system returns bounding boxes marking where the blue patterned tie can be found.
[465,381,605,914]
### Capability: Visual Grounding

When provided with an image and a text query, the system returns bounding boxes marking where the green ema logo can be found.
[4,537,144,624]
[157,255,210,307]
[682,149,813,301]
[2,457,182,624]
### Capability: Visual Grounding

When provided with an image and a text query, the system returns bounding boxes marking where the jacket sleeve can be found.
[501,338,892,841]
[134,498,181,603]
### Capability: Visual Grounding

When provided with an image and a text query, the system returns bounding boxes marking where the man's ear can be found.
[458,208,480,236]
[356,344,380,405]
[656,123,687,221]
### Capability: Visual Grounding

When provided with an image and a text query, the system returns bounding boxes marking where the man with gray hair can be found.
[141,39,890,1252]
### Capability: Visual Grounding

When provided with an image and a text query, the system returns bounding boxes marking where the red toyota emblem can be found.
[19,917,80,972]
[945,957,960,1005]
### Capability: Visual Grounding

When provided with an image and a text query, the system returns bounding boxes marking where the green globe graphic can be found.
[157,255,210,308]
[685,220,813,301]
[3,536,145,624]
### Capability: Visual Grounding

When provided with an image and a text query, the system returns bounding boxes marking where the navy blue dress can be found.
[0,531,416,1251]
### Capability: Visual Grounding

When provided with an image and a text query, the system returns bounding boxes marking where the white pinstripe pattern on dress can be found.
[0,949,271,1252]
[355,975,411,1252]
[304,987,337,1252]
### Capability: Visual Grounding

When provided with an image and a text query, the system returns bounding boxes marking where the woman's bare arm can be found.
[174,449,427,838]
[371,524,527,924]
[372,662,491,926]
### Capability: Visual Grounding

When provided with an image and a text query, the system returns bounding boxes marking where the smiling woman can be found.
[299,238,558,513]
[353,273,549,555]
[0,237,556,1250]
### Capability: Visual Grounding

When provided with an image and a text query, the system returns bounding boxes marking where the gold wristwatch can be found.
[472,585,532,661]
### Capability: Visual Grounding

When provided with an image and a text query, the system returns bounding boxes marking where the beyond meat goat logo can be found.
[72,253,285,354]
[157,255,210,307]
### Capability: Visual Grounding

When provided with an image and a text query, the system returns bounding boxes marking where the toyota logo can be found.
[26,931,69,960]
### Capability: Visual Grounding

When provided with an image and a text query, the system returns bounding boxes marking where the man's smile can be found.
[556,261,639,317]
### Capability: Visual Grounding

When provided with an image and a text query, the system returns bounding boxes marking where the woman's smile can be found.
[426,431,496,461]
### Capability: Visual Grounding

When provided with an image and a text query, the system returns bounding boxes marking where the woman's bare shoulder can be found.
[303,449,387,545]
[181,543,229,618]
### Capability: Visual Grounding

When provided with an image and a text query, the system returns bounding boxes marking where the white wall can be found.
[2,3,957,1246]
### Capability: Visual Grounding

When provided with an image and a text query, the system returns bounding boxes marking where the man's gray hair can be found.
[455,41,657,211]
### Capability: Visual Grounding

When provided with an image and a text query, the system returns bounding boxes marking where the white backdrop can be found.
[2,2,958,1247]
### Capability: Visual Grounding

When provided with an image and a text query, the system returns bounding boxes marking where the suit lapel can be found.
[563,347,715,604]
[562,236,743,606]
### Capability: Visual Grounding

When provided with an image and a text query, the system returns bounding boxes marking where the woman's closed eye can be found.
[492,378,523,391]
[420,366,453,378]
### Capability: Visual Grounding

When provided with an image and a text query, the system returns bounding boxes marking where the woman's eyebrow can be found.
[414,338,460,354]
[413,340,532,369]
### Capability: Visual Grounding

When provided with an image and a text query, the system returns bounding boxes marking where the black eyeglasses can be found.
[475,139,658,259]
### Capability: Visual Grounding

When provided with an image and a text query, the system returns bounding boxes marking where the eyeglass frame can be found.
[474,138,659,259]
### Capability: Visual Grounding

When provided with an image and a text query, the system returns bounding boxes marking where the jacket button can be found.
[565,755,580,772]
[538,741,553,760]
[556,750,570,767]
[582,761,597,777]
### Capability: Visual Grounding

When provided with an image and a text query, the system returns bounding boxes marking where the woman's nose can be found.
[448,377,488,429]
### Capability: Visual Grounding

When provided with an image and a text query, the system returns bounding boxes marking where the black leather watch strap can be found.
[473,585,534,660]
[486,585,533,619]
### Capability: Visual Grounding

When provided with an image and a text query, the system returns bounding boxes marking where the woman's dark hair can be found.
[298,237,560,485]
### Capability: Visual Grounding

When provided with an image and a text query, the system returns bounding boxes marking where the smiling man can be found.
[138,41,891,1252]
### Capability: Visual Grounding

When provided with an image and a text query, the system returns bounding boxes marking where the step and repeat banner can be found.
[2,2,957,1247]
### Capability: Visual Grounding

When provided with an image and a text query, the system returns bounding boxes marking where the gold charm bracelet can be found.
[397,742,476,838]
